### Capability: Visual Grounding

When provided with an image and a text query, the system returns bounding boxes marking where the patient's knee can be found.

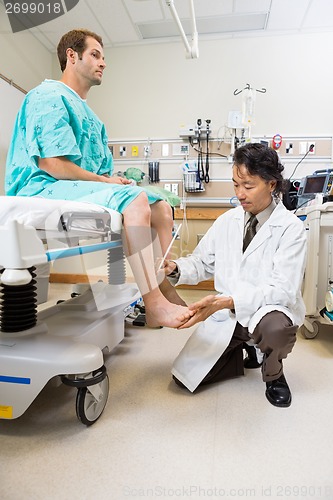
[124,192,150,221]
[151,200,173,227]
[157,200,173,219]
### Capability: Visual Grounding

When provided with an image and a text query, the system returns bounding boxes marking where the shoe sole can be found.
[244,363,262,369]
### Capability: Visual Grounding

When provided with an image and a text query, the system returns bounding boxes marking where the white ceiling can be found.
[2,0,333,53]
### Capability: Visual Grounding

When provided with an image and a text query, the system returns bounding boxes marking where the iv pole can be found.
[165,0,199,58]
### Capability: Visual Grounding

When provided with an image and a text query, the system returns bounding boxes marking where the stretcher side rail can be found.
[58,210,113,238]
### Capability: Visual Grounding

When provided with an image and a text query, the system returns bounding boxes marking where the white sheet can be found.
[0,196,122,233]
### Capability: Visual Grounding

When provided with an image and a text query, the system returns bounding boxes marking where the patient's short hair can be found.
[233,143,285,196]
[57,29,103,72]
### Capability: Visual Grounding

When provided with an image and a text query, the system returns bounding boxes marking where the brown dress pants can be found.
[199,311,298,387]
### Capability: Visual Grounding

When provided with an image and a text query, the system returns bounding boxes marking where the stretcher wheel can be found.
[300,321,319,339]
[75,373,109,426]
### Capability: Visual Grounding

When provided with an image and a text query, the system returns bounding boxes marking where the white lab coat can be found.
[172,201,307,392]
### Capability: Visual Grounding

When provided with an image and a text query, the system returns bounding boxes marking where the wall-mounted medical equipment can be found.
[149,161,160,183]
[228,111,243,129]
[180,160,205,193]
[195,119,211,184]
[181,119,212,185]
[272,134,283,150]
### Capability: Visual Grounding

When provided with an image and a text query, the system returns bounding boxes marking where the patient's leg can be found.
[150,200,187,307]
[122,194,191,328]
[159,278,187,306]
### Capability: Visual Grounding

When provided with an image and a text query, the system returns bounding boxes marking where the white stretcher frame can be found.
[0,196,141,425]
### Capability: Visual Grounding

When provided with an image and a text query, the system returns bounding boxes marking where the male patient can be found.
[163,143,307,408]
[5,28,192,329]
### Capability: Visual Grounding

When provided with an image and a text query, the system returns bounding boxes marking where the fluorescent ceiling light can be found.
[138,12,268,39]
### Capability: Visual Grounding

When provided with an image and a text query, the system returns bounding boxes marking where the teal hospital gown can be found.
[5,79,163,213]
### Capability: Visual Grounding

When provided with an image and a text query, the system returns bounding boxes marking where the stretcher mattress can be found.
[0,196,122,234]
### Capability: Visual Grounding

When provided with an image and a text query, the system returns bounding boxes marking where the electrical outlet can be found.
[171,184,178,196]
[172,143,189,156]
[286,143,293,154]
[164,183,171,191]
[299,142,307,155]
[162,144,169,157]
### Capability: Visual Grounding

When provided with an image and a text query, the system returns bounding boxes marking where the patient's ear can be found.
[66,48,77,65]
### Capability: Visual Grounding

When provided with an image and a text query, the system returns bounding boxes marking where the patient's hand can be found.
[103,175,132,185]
[38,157,134,185]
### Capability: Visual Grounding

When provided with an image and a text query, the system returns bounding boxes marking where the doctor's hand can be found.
[176,294,234,330]
[160,259,177,276]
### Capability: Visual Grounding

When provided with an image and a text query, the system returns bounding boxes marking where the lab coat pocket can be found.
[211,309,230,322]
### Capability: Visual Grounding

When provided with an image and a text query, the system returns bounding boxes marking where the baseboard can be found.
[50,273,215,290]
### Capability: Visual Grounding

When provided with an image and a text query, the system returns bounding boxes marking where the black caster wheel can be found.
[75,371,109,426]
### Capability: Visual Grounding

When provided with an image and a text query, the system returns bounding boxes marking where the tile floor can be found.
[1,284,333,500]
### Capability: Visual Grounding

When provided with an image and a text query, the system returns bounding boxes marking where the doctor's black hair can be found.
[57,29,104,72]
[233,143,285,197]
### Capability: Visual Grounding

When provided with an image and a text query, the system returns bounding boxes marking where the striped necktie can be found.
[243,214,258,252]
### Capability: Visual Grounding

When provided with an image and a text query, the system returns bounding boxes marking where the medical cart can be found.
[300,202,333,338]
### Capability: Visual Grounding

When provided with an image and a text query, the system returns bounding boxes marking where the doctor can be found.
[164,143,307,408]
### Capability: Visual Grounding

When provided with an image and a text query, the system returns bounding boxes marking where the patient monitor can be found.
[297,169,333,208]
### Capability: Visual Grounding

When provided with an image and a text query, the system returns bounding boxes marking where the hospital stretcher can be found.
[0,196,141,425]
[299,202,333,338]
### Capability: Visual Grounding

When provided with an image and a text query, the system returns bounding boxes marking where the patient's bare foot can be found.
[145,296,193,328]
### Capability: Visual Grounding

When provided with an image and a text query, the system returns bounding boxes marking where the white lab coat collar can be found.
[240,201,287,257]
